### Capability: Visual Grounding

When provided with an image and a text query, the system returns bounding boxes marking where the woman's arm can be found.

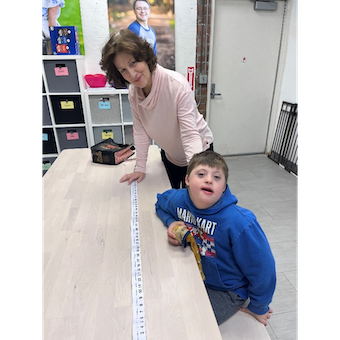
[119,90,150,185]
[176,89,208,161]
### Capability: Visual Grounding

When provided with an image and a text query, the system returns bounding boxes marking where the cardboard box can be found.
[50,26,80,55]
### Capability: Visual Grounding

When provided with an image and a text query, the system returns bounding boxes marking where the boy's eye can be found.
[214,176,221,180]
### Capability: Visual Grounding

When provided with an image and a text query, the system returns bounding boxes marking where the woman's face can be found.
[114,52,152,95]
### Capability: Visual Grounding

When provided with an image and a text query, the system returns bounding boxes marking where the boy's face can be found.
[134,1,150,23]
[185,165,227,210]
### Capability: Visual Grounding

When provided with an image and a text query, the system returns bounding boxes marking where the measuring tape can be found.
[130,181,147,339]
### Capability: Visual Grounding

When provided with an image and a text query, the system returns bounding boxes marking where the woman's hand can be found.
[120,172,146,185]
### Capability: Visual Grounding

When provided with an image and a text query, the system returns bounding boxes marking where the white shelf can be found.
[84,87,133,146]
[42,55,85,61]
[42,57,133,175]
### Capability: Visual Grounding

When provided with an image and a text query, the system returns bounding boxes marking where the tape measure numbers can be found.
[130,181,147,339]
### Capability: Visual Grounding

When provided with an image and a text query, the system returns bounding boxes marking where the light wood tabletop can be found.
[43,146,222,340]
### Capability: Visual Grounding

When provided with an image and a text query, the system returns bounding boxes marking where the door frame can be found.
[206,0,293,155]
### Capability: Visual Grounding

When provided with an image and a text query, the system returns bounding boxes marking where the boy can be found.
[155,151,276,326]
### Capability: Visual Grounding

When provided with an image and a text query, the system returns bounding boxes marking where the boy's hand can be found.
[240,307,273,326]
[167,221,186,246]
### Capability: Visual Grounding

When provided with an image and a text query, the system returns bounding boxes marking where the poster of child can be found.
[107,0,175,70]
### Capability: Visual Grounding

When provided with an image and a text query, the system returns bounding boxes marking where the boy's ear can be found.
[185,174,190,187]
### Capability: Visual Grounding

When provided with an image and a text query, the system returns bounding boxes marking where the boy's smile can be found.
[185,165,226,209]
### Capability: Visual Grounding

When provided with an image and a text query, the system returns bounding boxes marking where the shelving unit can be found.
[42,55,90,175]
[42,55,135,175]
[83,87,134,146]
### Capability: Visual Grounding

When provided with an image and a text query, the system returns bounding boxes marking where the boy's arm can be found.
[155,191,177,227]
[233,221,276,316]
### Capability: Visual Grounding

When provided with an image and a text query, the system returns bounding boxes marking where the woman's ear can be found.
[185,174,190,187]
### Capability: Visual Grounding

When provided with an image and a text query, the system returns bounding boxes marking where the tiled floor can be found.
[222,154,298,340]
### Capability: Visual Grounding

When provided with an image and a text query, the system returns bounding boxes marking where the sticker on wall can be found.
[242,57,247,63]
[187,67,195,91]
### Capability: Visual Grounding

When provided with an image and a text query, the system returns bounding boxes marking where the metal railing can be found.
[268,101,298,175]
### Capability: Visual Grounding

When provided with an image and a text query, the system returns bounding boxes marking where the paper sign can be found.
[98,101,111,110]
[66,132,79,140]
[61,101,74,109]
[102,130,114,139]
[42,133,48,141]
[54,67,69,76]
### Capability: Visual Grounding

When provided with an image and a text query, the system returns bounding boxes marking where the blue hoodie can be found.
[155,185,276,315]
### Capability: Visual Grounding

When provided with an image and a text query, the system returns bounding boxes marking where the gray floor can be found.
[223,154,298,340]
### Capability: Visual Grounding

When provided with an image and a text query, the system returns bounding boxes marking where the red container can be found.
[84,74,107,88]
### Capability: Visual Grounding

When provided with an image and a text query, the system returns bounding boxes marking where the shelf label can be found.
[61,100,74,110]
[66,131,79,140]
[102,130,114,140]
[98,101,111,110]
[42,133,48,141]
[42,162,51,171]
[54,67,69,77]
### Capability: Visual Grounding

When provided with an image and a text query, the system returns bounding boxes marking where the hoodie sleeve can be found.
[232,220,276,315]
[155,190,178,227]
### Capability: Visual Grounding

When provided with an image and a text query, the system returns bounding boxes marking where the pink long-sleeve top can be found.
[129,64,214,173]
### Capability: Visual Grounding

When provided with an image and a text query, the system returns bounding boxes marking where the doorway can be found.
[208,0,286,155]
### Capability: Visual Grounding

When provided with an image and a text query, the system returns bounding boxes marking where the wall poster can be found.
[107,0,175,70]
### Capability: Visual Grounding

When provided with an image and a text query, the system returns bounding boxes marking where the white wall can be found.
[79,0,110,74]
[174,0,197,76]
[79,0,197,77]
[266,0,297,152]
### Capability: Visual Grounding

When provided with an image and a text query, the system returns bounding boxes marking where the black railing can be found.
[268,102,298,175]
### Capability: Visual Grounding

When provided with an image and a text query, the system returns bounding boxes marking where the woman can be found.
[100,29,213,188]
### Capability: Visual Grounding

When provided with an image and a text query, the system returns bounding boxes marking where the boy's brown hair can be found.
[133,0,150,10]
[187,151,229,183]
[100,29,157,88]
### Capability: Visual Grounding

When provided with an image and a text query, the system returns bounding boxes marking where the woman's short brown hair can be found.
[100,29,157,88]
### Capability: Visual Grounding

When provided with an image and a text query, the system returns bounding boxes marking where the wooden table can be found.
[43,146,222,340]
